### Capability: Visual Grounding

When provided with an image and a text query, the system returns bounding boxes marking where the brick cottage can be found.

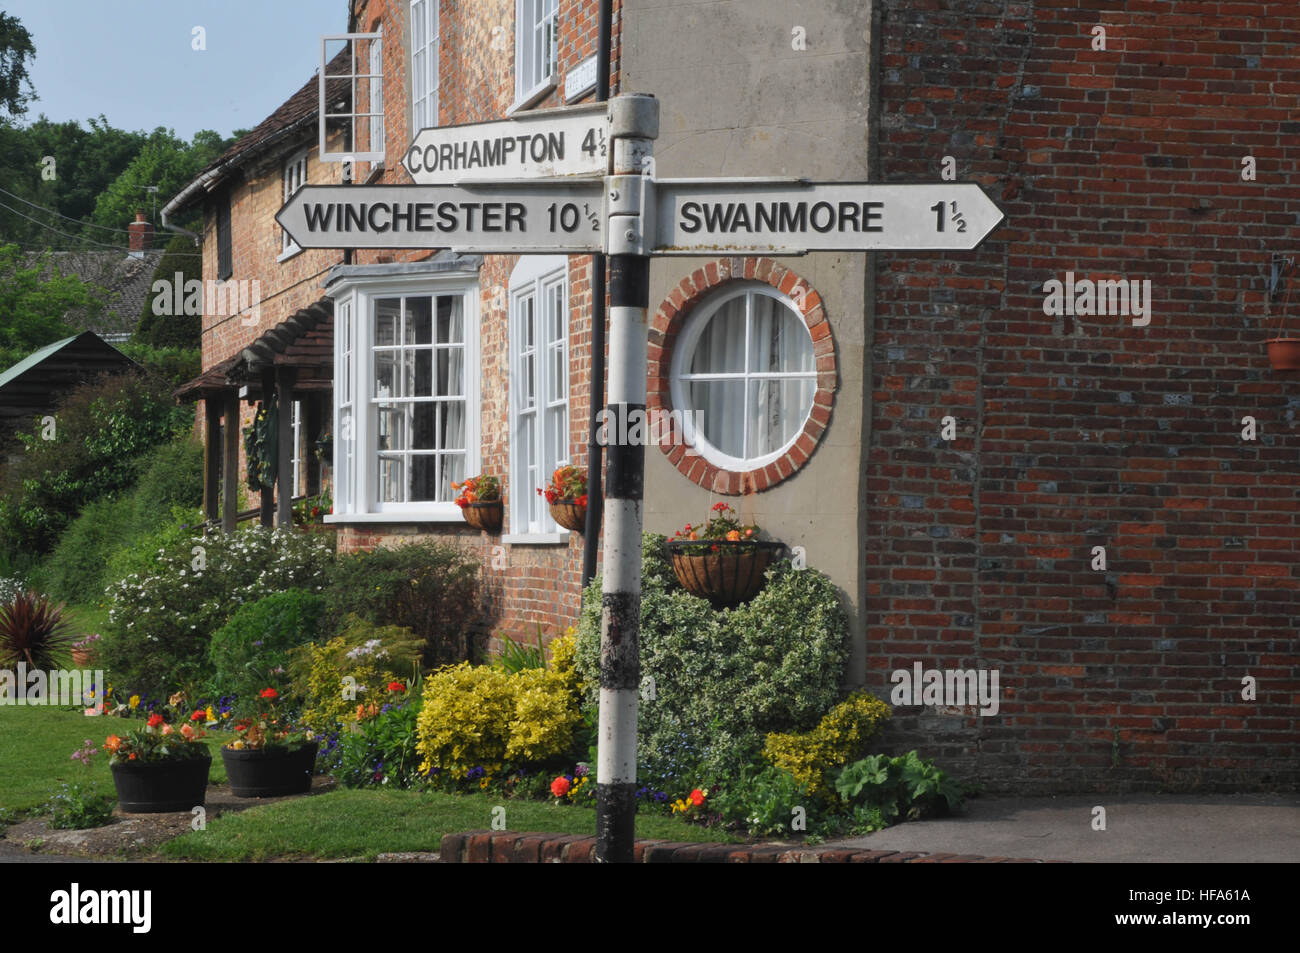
[167,0,1298,793]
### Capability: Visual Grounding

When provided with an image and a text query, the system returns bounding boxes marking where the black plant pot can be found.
[222,742,319,798]
[110,756,212,813]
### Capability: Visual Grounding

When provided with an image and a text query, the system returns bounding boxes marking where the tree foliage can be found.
[0,242,102,365]
[0,13,36,120]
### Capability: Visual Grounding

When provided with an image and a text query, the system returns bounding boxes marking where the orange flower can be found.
[689,788,706,806]
[161,724,174,736]
[725,530,740,541]
[180,723,195,740]
[103,734,122,753]
[550,776,571,797]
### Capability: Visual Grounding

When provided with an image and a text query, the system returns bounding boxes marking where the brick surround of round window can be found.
[646,257,837,495]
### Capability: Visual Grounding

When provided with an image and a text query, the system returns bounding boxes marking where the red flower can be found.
[146,713,164,728]
[260,687,279,700]
[189,710,206,722]
[575,494,588,508]
[689,788,706,806]
[550,776,571,798]
[711,502,728,512]
[387,681,406,693]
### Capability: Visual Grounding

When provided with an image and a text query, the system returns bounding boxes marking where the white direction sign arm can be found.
[653,182,1004,254]
[275,183,604,254]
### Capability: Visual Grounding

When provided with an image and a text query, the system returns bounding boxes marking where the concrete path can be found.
[825,793,1300,862]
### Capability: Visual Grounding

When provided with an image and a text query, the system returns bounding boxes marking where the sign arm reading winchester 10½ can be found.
[277,94,1004,864]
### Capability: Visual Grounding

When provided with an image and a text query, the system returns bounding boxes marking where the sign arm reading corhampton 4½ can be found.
[275,93,1005,863]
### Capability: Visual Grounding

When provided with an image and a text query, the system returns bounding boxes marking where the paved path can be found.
[825,793,1300,862]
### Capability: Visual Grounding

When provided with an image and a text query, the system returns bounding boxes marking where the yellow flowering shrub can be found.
[416,632,583,778]
[761,693,892,797]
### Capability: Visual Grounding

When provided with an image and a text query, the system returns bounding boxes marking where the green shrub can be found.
[41,494,136,603]
[208,589,328,702]
[117,342,201,389]
[43,782,115,830]
[99,525,334,698]
[712,765,817,837]
[833,751,966,832]
[0,370,189,557]
[288,615,424,735]
[575,534,850,794]
[326,539,484,669]
[101,505,203,594]
[130,436,203,521]
[762,693,893,798]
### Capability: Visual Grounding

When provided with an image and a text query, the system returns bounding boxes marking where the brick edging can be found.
[646,258,837,495]
[438,831,1056,863]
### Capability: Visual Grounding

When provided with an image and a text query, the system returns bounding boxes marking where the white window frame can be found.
[368,24,385,163]
[668,283,818,472]
[279,147,309,259]
[410,0,439,133]
[326,269,481,523]
[513,0,558,111]
[318,32,385,163]
[504,256,569,543]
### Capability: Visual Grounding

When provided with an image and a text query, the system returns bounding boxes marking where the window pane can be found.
[375,298,400,345]
[748,378,814,457]
[437,400,466,452]
[436,295,463,343]
[407,349,433,397]
[440,452,464,499]
[411,454,438,501]
[750,294,814,373]
[411,402,437,450]
[522,352,535,408]
[690,379,745,458]
[378,455,403,502]
[436,347,464,397]
[690,297,747,374]
[374,350,398,398]
[548,405,567,469]
[376,403,404,451]
[405,297,432,344]
[548,345,564,404]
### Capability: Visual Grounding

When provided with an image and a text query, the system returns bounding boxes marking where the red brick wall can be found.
[868,1,1300,791]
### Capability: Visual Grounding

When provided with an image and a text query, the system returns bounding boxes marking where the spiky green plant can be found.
[0,591,74,669]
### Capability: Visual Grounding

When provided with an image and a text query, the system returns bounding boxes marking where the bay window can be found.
[327,267,480,521]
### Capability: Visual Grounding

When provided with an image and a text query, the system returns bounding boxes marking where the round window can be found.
[668,283,817,471]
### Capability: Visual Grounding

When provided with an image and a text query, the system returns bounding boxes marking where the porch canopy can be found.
[175,297,333,530]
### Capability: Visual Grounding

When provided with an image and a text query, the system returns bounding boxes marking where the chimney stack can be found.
[128,210,153,257]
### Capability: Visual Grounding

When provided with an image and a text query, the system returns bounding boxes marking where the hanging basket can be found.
[461,500,503,533]
[666,539,785,607]
[1266,338,1300,371]
[549,499,587,532]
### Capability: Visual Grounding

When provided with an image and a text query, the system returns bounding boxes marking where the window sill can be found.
[508,76,558,115]
[500,532,569,545]
[277,244,303,264]
[324,511,464,525]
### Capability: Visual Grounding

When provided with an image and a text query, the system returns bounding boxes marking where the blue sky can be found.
[8,0,345,140]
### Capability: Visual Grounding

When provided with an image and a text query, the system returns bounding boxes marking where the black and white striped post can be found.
[595,93,658,863]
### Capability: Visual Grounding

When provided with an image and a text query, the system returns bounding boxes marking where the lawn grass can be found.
[0,704,233,815]
[160,786,736,861]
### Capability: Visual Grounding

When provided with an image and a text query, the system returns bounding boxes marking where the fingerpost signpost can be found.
[276,92,1004,863]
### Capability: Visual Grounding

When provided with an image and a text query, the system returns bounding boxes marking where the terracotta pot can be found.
[1267,338,1300,370]
[221,742,319,798]
[666,539,785,607]
[71,647,95,668]
[461,500,503,533]
[110,755,211,813]
[550,499,586,533]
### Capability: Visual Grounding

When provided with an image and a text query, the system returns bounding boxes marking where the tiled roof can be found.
[23,249,166,335]
[175,298,333,401]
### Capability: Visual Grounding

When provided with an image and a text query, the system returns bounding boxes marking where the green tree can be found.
[92,127,230,233]
[0,242,102,367]
[0,12,36,119]
[133,232,202,348]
